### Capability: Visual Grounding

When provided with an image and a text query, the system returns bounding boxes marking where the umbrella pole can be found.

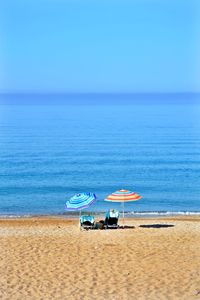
[79,210,81,229]
[123,201,125,228]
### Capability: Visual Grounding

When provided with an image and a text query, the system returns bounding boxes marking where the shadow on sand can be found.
[139,224,175,229]
[118,225,135,229]
[84,224,136,230]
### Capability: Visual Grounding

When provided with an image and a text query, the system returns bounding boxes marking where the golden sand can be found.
[1,216,200,300]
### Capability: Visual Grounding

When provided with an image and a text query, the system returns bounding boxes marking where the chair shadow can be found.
[92,223,135,230]
[118,225,135,229]
[139,224,175,229]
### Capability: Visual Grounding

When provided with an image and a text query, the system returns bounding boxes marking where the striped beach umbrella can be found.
[65,192,97,211]
[105,189,141,226]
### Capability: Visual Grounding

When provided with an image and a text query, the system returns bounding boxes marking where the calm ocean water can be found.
[0,93,200,216]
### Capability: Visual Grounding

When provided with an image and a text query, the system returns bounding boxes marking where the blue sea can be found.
[0,93,200,217]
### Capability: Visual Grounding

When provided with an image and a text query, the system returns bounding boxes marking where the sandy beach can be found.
[1,216,200,300]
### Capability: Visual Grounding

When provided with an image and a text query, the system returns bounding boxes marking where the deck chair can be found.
[80,215,95,230]
[104,209,119,229]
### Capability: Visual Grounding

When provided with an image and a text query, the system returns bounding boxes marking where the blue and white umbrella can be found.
[65,192,97,211]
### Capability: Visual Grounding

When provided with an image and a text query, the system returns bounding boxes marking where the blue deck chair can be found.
[80,215,95,230]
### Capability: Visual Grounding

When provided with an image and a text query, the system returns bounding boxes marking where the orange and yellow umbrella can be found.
[105,189,141,226]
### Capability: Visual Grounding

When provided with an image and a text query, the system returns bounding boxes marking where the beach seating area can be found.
[80,209,119,230]
[65,190,141,230]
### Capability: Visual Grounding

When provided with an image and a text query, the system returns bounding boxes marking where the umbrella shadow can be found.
[139,224,175,229]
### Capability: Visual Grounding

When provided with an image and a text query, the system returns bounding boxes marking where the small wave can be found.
[127,211,200,216]
[0,214,33,218]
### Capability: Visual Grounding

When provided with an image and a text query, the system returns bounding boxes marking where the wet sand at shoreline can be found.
[1,216,200,300]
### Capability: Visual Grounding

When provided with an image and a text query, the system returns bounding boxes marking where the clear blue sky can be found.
[0,0,200,93]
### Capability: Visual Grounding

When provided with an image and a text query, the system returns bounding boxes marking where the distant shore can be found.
[1,216,200,299]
